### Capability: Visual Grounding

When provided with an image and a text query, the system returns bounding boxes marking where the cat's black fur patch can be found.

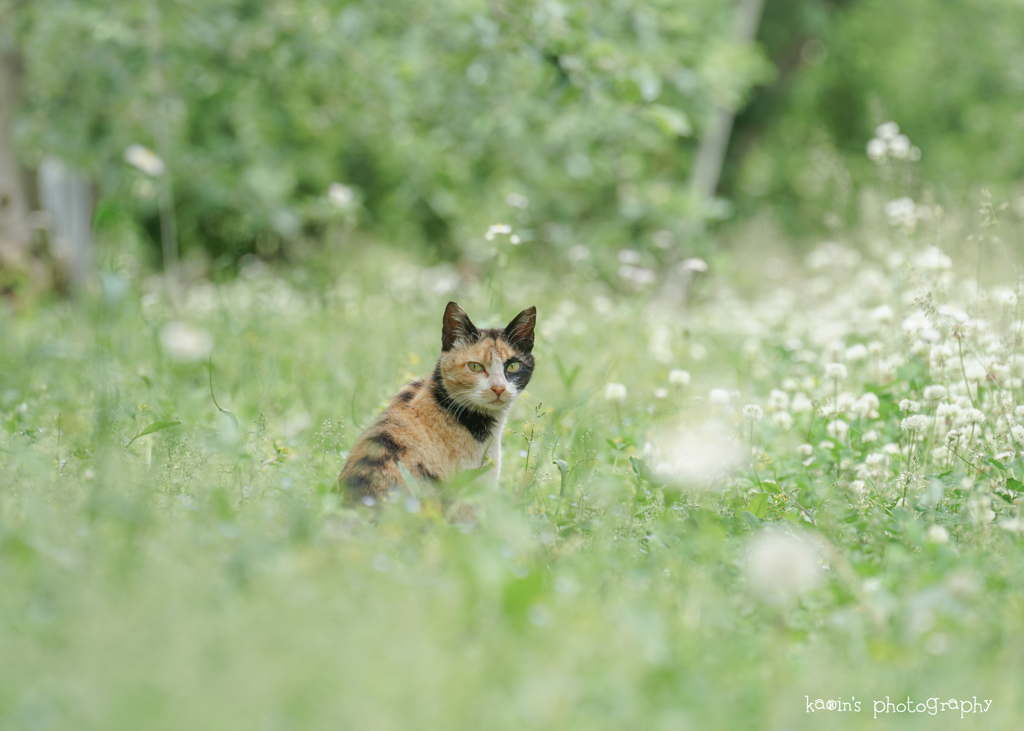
[416,463,439,481]
[370,430,405,457]
[430,363,496,443]
[344,472,374,494]
[397,390,415,403]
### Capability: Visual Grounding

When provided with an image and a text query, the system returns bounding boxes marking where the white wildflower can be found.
[963,409,986,425]
[1011,425,1024,444]
[876,121,900,140]
[506,193,529,209]
[797,444,814,457]
[668,369,691,386]
[846,344,868,362]
[997,289,1017,308]
[770,411,794,430]
[124,144,165,176]
[899,399,920,413]
[485,223,512,241]
[653,388,668,399]
[604,383,628,402]
[818,440,835,450]
[160,322,214,362]
[914,246,953,271]
[901,415,929,432]
[926,525,949,544]
[617,249,642,265]
[867,137,887,162]
[827,419,848,441]
[745,530,822,604]
[862,429,878,442]
[791,393,813,413]
[743,404,764,422]
[870,305,894,323]
[767,389,789,412]
[328,182,354,207]
[825,363,848,380]
[651,419,741,486]
[923,385,947,401]
[680,257,709,273]
[709,389,731,407]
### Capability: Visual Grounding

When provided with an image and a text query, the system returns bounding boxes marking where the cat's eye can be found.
[468,362,485,373]
[505,362,521,373]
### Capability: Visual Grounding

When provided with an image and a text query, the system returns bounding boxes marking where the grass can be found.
[2,228,1024,730]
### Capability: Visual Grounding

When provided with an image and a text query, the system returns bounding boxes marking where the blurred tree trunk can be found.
[0,48,31,269]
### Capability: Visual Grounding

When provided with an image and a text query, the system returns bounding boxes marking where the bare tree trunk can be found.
[0,49,31,268]
[688,0,767,202]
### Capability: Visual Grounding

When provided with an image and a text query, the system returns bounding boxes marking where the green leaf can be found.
[642,105,692,137]
[1007,477,1023,493]
[125,421,181,448]
[740,510,761,529]
[986,457,1008,471]
[746,493,770,519]
[72,447,93,460]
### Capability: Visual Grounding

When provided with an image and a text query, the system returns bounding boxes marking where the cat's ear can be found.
[442,302,479,351]
[504,306,537,353]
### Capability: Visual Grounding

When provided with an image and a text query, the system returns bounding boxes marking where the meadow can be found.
[3,207,1024,730]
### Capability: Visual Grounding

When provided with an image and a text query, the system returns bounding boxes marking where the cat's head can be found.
[435,302,536,413]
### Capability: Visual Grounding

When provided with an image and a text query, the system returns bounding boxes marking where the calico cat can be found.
[338,301,536,503]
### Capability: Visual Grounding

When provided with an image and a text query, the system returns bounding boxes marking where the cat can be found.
[338,301,536,505]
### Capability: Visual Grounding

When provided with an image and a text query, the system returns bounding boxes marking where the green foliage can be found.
[11,0,768,262]
[4,200,1024,726]
[730,0,1024,232]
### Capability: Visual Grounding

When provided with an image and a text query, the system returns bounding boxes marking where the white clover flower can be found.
[867,340,885,356]
[867,137,887,162]
[797,443,813,457]
[818,440,835,450]
[509,234,521,245]
[160,322,214,362]
[745,530,822,604]
[885,197,917,227]
[926,525,949,544]
[770,411,794,430]
[862,429,878,442]
[851,392,880,419]
[825,363,848,380]
[964,409,986,425]
[680,257,709,273]
[876,121,900,140]
[791,393,813,414]
[870,305,894,323]
[997,289,1017,308]
[650,419,741,486]
[484,223,512,241]
[883,442,901,455]
[913,246,953,271]
[653,388,668,399]
[899,399,921,413]
[709,388,731,407]
[767,389,789,411]
[1011,425,1024,444]
[506,192,529,209]
[328,182,354,207]
[604,383,628,402]
[827,419,848,441]
[888,134,911,159]
[125,144,165,176]
[865,452,888,469]
[901,415,929,432]
[923,385,947,401]
[946,429,963,443]
[617,249,642,265]
[930,344,954,369]
[936,402,961,421]
[743,404,763,422]
[849,480,866,495]
[845,343,868,362]
[668,369,691,386]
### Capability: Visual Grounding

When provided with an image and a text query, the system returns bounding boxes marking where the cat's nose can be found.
[491,384,506,397]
